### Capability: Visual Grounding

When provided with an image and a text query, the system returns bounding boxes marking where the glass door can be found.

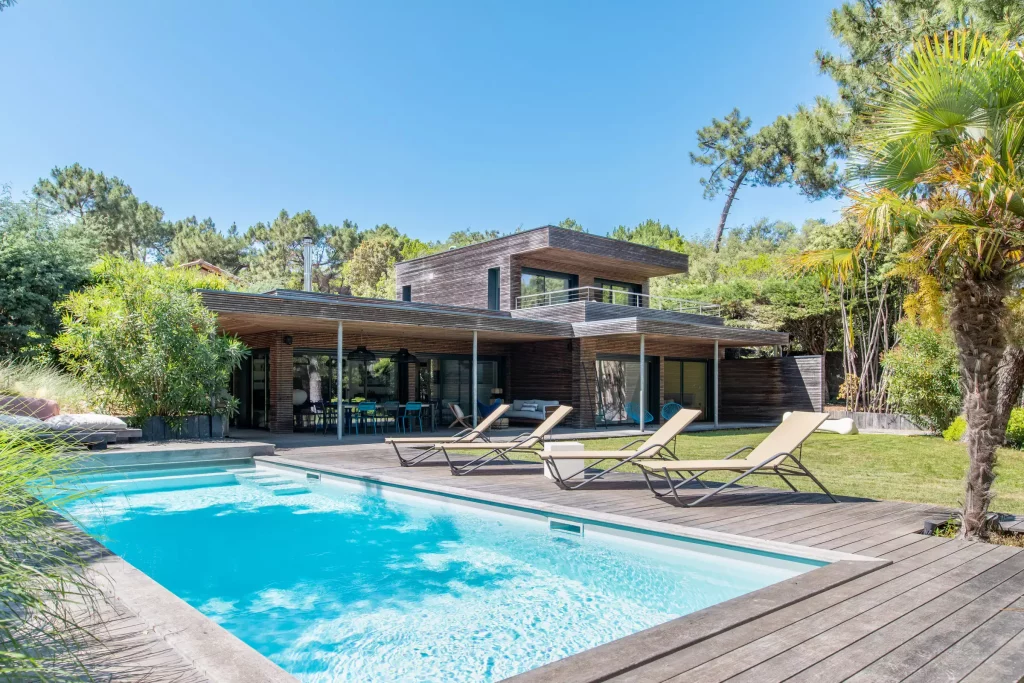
[230,349,270,429]
[664,359,709,421]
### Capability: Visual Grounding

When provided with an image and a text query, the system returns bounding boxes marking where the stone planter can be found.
[140,415,228,441]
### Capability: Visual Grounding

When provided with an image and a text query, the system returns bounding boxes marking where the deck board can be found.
[267,442,1024,682]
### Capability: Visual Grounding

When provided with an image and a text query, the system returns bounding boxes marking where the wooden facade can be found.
[394,225,686,311]
[204,227,821,433]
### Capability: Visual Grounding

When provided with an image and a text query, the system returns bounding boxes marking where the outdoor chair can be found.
[634,411,836,506]
[382,401,401,432]
[385,404,511,466]
[448,403,472,430]
[354,401,378,434]
[401,402,424,433]
[626,401,654,426]
[437,405,573,476]
[661,402,683,421]
[541,408,701,490]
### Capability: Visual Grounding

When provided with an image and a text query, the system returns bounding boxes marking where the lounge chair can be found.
[447,403,473,430]
[541,408,701,490]
[634,411,835,506]
[437,405,573,476]
[385,404,511,466]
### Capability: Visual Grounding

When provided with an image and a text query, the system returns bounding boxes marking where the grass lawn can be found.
[504,429,1024,514]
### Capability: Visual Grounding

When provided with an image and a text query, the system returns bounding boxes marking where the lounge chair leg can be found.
[686,465,761,507]
[789,457,838,503]
[775,469,799,492]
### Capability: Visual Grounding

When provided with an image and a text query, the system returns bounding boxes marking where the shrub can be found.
[55,257,248,419]
[882,321,962,432]
[0,427,98,679]
[0,360,98,413]
[1006,408,1024,449]
[942,416,967,442]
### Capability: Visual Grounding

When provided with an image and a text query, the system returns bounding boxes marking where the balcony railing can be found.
[515,286,721,316]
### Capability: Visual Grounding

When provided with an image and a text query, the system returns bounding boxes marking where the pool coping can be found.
[260,455,879,566]
[85,542,297,682]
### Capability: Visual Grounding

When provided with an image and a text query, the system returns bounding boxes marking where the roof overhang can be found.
[201,291,788,347]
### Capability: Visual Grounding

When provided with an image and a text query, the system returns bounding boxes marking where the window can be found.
[519,268,578,306]
[664,359,709,420]
[487,268,500,310]
[401,285,412,302]
[595,278,642,306]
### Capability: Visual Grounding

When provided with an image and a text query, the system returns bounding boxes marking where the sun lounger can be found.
[437,405,573,476]
[540,408,702,489]
[385,404,510,466]
[634,411,835,506]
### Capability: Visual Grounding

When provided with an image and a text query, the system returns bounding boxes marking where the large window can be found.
[520,268,578,305]
[595,356,656,425]
[594,278,642,306]
[438,359,499,417]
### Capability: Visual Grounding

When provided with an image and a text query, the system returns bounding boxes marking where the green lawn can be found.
[510,429,1024,514]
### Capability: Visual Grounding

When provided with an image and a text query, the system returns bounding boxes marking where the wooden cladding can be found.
[718,356,825,422]
[394,225,686,311]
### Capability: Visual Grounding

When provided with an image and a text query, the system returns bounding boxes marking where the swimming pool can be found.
[62,462,823,682]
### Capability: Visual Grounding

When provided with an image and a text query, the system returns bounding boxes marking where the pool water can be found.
[62,464,818,682]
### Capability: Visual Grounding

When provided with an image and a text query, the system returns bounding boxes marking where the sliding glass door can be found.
[664,359,710,421]
[594,356,658,426]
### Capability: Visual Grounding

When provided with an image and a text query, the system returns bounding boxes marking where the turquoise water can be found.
[63,465,817,682]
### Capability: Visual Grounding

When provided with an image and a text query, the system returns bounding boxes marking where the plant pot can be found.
[140,415,229,441]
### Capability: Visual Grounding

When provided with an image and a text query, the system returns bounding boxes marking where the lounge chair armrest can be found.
[752,450,797,468]
[632,443,678,460]
[511,432,533,442]
[618,438,648,451]
[724,446,754,460]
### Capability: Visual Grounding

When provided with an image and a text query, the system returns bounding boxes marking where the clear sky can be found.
[0,0,845,242]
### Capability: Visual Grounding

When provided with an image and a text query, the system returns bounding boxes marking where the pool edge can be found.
[88,551,297,683]
[260,455,877,566]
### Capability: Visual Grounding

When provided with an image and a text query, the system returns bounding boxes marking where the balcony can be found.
[515,286,721,316]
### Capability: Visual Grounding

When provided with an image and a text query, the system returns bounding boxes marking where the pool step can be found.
[234,471,310,495]
[270,484,311,496]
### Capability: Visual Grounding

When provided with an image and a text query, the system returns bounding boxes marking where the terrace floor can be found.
[267,441,1024,683]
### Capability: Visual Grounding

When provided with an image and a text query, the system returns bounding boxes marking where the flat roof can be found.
[202,290,788,347]
[395,225,689,278]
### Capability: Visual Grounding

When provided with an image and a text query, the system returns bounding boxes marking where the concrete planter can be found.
[139,415,228,441]
[824,410,925,432]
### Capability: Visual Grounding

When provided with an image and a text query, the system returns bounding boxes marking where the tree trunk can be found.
[713,169,747,253]
[995,345,1024,428]
[949,277,1010,540]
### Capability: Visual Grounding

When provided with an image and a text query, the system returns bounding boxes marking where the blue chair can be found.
[401,402,424,433]
[626,401,654,426]
[661,402,683,421]
[355,401,378,434]
[477,399,503,418]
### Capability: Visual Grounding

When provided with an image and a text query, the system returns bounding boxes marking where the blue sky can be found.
[0,0,845,242]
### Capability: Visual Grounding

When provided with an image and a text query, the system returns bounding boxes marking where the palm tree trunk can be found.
[949,277,1010,540]
[713,170,747,253]
[996,345,1024,428]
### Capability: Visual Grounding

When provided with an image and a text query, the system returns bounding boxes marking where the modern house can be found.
[202,226,824,434]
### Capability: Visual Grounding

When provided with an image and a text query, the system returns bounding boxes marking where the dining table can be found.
[328,401,436,434]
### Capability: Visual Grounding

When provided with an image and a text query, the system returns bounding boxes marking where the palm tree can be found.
[849,31,1024,539]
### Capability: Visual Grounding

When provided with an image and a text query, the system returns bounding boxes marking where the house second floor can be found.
[394,225,720,324]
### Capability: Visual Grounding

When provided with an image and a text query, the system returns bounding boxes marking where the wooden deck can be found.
[269,442,1024,683]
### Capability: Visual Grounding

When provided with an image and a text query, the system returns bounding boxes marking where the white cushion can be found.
[520,402,539,412]
[45,413,128,430]
[0,414,44,427]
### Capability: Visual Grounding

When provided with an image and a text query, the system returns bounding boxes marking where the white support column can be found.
[337,321,343,440]
[472,331,478,427]
[639,334,645,433]
[713,338,719,428]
